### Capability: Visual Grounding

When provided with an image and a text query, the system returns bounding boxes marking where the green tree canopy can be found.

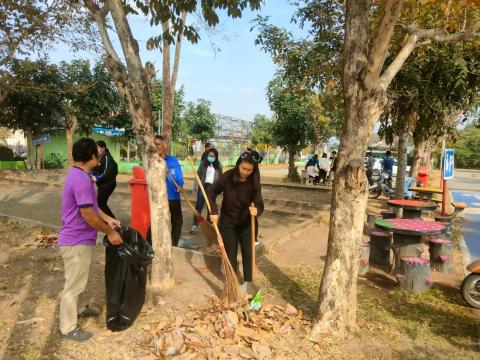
[0,59,63,134]
[453,125,480,169]
[183,99,216,142]
[251,114,274,146]
[267,73,317,180]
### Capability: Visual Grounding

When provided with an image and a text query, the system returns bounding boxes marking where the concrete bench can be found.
[451,202,468,217]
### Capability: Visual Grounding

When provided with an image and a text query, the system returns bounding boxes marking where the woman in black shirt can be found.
[91,140,118,218]
[207,150,264,284]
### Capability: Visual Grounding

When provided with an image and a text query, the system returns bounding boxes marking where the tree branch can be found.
[378,33,418,90]
[171,11,187,89]
[162,20,172,87]
[84,0,122,66]
[365,0,405,89]
[107,0,144,77]
[379,21,480,90]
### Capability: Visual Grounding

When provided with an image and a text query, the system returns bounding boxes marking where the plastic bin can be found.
[128,166,150,239]
[417,166,429,187]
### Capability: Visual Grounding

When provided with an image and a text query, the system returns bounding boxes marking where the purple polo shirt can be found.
[58,166,98,246]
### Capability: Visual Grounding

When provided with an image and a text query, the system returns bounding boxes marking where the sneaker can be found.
[190,225,198,234]
[63,325,92,342]
[78,306,100,318]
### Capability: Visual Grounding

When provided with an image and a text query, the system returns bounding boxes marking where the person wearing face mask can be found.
[207,151,264,286]
[191,148,222,234]
[91,140,118,219]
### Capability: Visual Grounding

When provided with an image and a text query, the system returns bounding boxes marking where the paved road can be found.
[449,169,480,191]
[452,191,480,261]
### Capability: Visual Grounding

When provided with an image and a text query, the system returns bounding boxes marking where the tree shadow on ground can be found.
[363,285,479,351]
[256,256,318,315]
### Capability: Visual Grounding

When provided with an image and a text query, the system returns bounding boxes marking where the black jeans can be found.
[319,169,327,184]
[219,220,253,282]
[169,200,183,247]
[193,183,211,226]
[97,183,116,219]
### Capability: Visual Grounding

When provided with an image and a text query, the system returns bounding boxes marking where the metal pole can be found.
[439,137,446,189]
[442,179,447,216]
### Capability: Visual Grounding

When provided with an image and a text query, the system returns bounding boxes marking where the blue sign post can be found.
[442,149,454,215]
[443,149,454,180]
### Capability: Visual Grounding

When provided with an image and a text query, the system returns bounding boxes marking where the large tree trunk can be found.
[287,150,296,180]
[66,114,78,168]
[36,144,44,170]
[394,127,409,199]
[25,127,36,170]
[312,0,404,338]
[161,12,186,141]
[409,138,427,178]
[89,0,174,290]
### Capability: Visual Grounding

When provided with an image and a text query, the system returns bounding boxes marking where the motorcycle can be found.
[461,259,480,309]
[368,172,394,199]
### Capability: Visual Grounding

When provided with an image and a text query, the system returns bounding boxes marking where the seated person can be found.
[306,163,320,184]
[318,153,330,185]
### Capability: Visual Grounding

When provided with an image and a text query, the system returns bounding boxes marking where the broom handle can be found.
[166,170,197,214]
[188,158,212,214]
[187,158,227,252]
[251,202,255,282]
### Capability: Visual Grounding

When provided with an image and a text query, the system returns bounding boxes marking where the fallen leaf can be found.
[251,342,272,357]
[285,304,298,316]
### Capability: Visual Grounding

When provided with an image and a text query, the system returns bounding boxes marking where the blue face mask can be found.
[207,156,215,163]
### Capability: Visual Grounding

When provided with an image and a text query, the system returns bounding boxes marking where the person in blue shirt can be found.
[382,150,395,188]
[154,135,184,246]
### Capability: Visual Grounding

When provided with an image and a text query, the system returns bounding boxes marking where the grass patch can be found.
[259,261,480,358]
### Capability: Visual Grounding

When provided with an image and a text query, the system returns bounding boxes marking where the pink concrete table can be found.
[387,199,438,219]
[374,219,446,271]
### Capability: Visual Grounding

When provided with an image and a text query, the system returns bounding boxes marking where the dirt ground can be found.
[0,171,478,359]
[1,209,479,359]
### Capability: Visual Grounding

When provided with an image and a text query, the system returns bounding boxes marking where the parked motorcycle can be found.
[368,172,395,199]
[461,259,480,309]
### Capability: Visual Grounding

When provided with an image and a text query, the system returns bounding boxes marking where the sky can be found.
[51,1,306,122]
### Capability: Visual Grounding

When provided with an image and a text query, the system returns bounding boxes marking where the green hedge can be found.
[0,161,27,170]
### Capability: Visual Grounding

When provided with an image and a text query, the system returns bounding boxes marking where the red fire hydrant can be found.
[128,166,150,239]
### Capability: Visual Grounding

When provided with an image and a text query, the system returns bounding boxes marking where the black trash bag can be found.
[104,227,154,332]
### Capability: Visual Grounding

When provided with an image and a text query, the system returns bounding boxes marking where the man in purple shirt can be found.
[58,138,122,341]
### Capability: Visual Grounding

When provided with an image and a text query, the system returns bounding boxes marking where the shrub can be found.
[44,153,65,169]
[0,145,14,161]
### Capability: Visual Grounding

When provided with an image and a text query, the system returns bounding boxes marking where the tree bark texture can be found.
[88,0,174,289]
[36,144,44,170]
[66,114,78,168]
[25,127,36,170]
[394,127,409,199]
[409,138,427,178]
[312,0,404,338]
[161,12,186,141]
[287,150,296,180]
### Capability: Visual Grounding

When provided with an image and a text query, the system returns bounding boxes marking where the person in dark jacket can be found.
[91,140,118,219]
[200,142,212,163]
[191,148,222,234]
[207,150,264,285]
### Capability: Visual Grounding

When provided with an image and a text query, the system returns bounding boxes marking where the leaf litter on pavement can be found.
[145,295,310,359]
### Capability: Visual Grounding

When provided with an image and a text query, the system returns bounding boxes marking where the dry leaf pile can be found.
[34,231,57,247]
[147,296,309,359]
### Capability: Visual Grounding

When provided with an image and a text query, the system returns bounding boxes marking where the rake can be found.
[187,158,243,305]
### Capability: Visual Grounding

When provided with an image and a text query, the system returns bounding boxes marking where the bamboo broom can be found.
[166,171,217,246]
[188,158,243,305]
